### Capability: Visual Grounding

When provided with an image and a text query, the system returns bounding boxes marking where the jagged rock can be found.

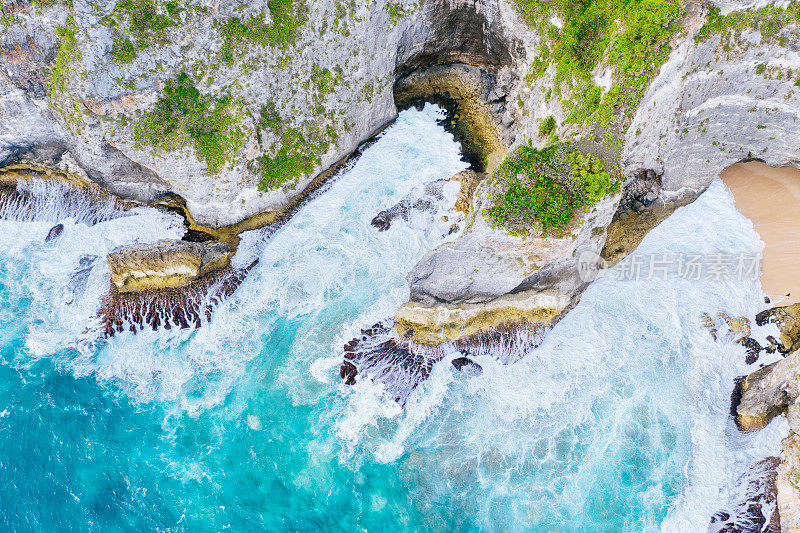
[371,180,445,231]
[106,239,233,294]
[339,321,444,404]
[450,169,483,215]
[451,357,482,376]
[395,290,567,345]
[735,352,800,431]
[44,222,63,242]
[709,457,781,533]
[741,338,763,365]
[778,433,800,533]
[99,259,257,337]
[756,304,800,356]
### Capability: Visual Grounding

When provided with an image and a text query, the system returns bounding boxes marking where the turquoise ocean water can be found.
[0,106,787,531]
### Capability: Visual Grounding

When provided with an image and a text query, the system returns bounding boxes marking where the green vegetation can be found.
[114,0,175,43]
[217,0,307,62]
[485,142,620,235]
[517,0,683,133]
[50,14,81,96]
[134,73,245,173]
[695,3,799,45]
[387,2,405,26]
[105,0,179,63]
[254,102,333,191]
[110,36,137,63]
[539,115,557,136]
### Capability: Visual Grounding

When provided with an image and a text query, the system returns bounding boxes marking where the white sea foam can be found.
[0,105,468,415]
[0,107,782,529]
[337,180,784,530]
[0,178,130,224]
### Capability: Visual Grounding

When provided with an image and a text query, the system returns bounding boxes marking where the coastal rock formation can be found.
[778,433,800,533]
[709,457,781,533]
[0,0,526,227]
[371,179,447,232]
[757,304,800,355]
[99,258,256,336]
[734,304,800,431]
[735,355,798,432]
[731,304,800,531]
[340,321,444,405]
[107,239,232,293]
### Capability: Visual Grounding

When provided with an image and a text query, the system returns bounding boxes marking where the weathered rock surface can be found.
[396,289,569,345]
[100,258,256,336]
[735,354,799,431]
[107,239,232,293]
[757,304,800,355]
[778,433,800,533]
[624,3,800,195]
[709,457,781,533]
[371,179,447,232]
[0,0,528,227]
[340,321,444,405]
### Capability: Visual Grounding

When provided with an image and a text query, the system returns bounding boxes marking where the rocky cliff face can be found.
[395,0,800,344]
[0,0,529,228]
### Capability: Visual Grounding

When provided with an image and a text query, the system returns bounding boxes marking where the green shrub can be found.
[539,115,557,136]
[50,14,81,96]
[134,73,245,173]
[514,0,682,131]
[115,0,174,45]
[111,36,137,63]
[696,4,798,44]
[217,0,307,61]
[485,142,620,235]
[253,103,332,191]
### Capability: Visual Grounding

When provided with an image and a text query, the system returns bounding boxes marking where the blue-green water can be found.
[0,107,786,531]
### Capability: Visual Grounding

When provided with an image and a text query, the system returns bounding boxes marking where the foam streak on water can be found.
[0,106,784,531]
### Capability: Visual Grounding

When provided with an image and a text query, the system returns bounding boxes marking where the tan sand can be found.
[721,161,800,306]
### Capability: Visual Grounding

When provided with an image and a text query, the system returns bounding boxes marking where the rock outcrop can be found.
[0,0,527,228]
[709,457,781,533]
[732,304,800,531]
[757,304,800,355]
[107,239,232,293]
[778,434,800,533]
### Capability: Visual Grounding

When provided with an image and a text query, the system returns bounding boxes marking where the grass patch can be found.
[696,3,799,44]
[539,115,557,136]
[253,102,333,191]
[134,72,246,173]
[217,0,307,62]
[516,0,683,133]
[485,142,620,235]
[110,36,137,63]
[50,14,81,96]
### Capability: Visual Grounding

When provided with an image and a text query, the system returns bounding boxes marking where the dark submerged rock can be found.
[339,321,444,405]
[451,357,482,376]
[740,337,763,365]
[708,457,780,533]
[44,222,63,241]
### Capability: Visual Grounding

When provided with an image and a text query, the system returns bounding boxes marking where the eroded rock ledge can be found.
[394,63,511,172]
[107,240,233,294]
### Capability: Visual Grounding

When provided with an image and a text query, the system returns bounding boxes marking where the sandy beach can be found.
[721,161,800,306]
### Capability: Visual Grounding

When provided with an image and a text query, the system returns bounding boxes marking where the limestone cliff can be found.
[397,0,800,344]
[3,0,800,346]
[0,0,527,227]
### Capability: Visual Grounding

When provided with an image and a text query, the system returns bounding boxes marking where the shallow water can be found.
[0,106,786,531]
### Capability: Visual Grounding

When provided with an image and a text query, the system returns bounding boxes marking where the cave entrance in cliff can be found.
[390,1,517,174]
[720,160,800,306]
